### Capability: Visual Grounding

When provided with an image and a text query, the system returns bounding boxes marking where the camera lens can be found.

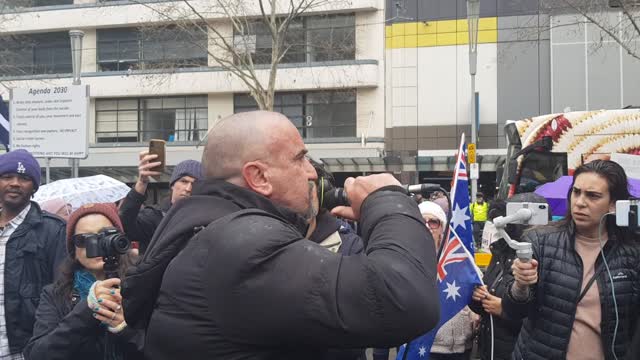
[113,236,130,254]
[539,205,546,209]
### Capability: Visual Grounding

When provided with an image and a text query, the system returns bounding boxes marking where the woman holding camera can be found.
[24,203,143,360]
[504,160,640,360]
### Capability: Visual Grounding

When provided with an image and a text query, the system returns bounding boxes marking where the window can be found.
[3,0,72,7]
[234,14,355,65]
[306,14,356,62]
[234,90,357,139]
[96,96,208,143]
[0,32,71,76]
[97,26,207,72]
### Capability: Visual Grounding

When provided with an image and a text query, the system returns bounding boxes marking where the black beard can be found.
[1,194,30,213]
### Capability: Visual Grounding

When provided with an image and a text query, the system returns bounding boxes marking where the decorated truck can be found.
[496,108,640,200]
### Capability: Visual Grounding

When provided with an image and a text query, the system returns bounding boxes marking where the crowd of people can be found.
[0,110,639,360]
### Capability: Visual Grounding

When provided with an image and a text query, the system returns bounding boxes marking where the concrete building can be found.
[0,0,386,200]
[384,0,640,196]
[2,0,640,200]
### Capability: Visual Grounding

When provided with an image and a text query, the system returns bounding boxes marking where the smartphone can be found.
[148,139,166,172]
[506,202,549,225]
[615,200,640,227]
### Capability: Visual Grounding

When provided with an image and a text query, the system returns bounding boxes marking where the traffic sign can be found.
[468,143,476,163]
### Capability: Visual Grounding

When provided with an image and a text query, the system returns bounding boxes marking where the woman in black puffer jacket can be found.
[504,160,640,360]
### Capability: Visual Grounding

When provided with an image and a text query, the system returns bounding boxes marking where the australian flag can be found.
[0,95,9,151]
[448,134,474,254]
[396,134,482,360]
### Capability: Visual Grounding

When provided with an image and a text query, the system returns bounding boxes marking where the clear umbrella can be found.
[33,175,131,212]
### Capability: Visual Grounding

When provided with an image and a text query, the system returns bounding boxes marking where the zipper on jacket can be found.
[560,235,584,359]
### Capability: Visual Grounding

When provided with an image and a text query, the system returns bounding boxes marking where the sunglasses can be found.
[426,218,442,229]
[72,233,99,248]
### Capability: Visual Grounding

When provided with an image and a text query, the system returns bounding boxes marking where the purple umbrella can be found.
[534,176,640,216]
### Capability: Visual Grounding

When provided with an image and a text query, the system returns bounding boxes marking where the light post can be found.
[467,0,480,200]
[69,30,84,179]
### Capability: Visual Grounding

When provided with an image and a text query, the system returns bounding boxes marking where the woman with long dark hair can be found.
[24,203,143,360]
[504,160,640,360]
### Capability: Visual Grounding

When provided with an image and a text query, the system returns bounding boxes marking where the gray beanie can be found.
[170,160,202,186]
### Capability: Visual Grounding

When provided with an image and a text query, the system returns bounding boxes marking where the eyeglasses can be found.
[72,233,99,248]
[426,218,441,229]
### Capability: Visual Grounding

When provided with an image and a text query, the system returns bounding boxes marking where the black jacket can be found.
[309,211,366,360]
[308,211,364,256]
[118,188,168,254]
[502,224,640,360]
[4,202,66,354]
[23,284,144,360]
[469,238,522,360]
[124,180,439,360]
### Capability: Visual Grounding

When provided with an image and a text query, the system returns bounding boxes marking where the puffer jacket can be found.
[431,307,474,354]
[502,224,640,360]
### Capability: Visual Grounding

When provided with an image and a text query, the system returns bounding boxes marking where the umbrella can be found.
[33,175,131,212]
[534,176,640,216]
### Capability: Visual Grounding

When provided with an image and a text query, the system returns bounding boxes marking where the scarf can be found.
[73,270,96,300]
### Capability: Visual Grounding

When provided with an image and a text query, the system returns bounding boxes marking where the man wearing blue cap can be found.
[0,149,66,359]
[119,151,202,254]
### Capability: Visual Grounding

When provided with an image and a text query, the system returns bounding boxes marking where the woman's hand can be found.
[92,278,124,327]
[512,258,538,290]
[472,285,489,302]
[93,297,125,328]
[481,294,503,317]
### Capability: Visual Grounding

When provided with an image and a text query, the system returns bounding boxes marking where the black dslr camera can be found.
[85,227,130,279]
[85,227,131,259]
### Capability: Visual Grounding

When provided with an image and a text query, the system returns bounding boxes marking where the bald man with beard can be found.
[121,111,440,360]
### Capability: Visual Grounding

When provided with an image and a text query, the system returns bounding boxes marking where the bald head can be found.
[202,111,297,181]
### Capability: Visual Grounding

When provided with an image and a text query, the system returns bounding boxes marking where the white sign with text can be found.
[10,85,89,159]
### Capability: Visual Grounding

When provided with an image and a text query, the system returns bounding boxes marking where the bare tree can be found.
[540,0,640,61]
[130,0,351,110]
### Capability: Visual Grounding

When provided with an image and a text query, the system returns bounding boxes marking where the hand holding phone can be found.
[148,139,166,173]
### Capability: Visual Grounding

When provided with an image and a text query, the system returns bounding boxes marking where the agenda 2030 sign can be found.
[10,85,89,159]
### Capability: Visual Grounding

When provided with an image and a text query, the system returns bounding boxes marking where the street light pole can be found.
[467,0,480,200]
[69,30,84,179]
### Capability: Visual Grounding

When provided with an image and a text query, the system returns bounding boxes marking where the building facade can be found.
[0,0,386,198]
[2,0,640,199]
[384,0,640,196]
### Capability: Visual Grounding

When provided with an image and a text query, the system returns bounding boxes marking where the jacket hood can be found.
[191,179,310,235]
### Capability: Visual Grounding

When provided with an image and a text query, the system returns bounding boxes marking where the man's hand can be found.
[330,174,401,221]
[134,150,163,195]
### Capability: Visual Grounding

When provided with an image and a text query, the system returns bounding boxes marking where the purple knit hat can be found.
[0,149,41,191]
[170,160,202,186]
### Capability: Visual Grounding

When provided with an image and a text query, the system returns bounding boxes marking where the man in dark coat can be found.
[118,157,202,253]
[122,111,440,360]
[0,149,66,358]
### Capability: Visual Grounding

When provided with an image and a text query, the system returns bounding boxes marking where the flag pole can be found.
[46,157,51,184]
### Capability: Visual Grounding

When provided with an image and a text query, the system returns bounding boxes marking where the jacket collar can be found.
[192,179,310,236]
[10,201,44,238]
[308,211,340,244]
